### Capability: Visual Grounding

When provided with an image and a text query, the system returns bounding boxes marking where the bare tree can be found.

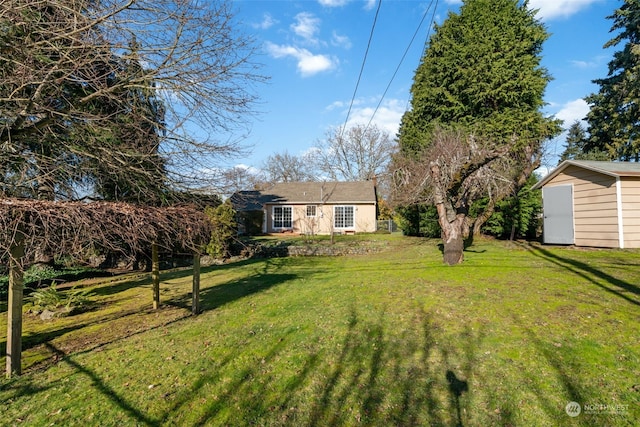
[262,151,317,183]
[219,165,266,197]
[392,127,509,265]
[0,0,266,201]
[313,124,396,182]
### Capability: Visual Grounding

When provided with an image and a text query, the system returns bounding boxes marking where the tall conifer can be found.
[585,0,640,161]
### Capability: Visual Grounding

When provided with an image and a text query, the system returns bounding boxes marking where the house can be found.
[230,181,378,235]
[532,160,640,248]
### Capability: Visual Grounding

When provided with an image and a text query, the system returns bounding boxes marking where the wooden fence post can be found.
[152,243,160,309]
[6,231,25,378]
[192,252,201,315]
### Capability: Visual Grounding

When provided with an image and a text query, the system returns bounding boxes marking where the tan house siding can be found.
[264,202,376,235]
[621,177,640,248]
[546,165,620,247]
[236,181,378,236]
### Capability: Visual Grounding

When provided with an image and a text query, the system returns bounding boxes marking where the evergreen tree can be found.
[398,0,560,155]
[394,0,561,253]
[1,0,264,201]
[560,121,587,162]
[559,121,608,163]
[585,0,640,161]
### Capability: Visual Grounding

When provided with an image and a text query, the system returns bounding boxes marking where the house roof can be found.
[231,181,377,211]
[532,160,640,190]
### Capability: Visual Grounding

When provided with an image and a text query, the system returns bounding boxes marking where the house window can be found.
[273,206,292,229]
[334,205,354,229]
[306,205,317,217]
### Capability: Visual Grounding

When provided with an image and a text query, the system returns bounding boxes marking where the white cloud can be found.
[291,12,321,43]
[554,98,589,128]
[318,0,349,7]
[363,0,376,10]
[570,60,596,69]
[252,13,277,30]
[442,0,601,21]
[265,42,337,76]
[344,98,406,136]
[528,0,603,21]
[326,100,345,111]
[570,54,609,69]
[331,31,352,49]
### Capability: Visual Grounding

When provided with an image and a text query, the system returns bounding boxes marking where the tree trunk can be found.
[433,190,466,265]
[431,163,466,265]
[6,231,25,378]
[152,243,160,309]
[471,199,496,237]
[440,214,466,265]
[192,252,201,315]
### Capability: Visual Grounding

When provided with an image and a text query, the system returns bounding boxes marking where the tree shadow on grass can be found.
[88,257,271,298]
[509,311,609,427]
[164,259,299,313]
[2,258,287,376]
[174,307,486,426]
[45,342,161,426]
[525,245,640,307]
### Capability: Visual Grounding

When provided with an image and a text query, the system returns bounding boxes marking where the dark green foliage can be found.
[394,0,560,238]
[559,121,586,162]
[395,205,441,238]
[474,174,541,239]
[585,0,640,161]
[0,2,168,202]
[237,211,264,236]
[205,201,237,258]
[29,282,92,314]
[559,121,609,163]
[398,0,560,155]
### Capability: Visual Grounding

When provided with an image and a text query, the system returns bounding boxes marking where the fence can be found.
[376,219,398,233]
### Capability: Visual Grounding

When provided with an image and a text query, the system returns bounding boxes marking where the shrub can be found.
[395,204,441,237]
[29,282,92,315]
[204,200,238,259]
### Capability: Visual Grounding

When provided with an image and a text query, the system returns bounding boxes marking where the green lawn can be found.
[1,235,639,426]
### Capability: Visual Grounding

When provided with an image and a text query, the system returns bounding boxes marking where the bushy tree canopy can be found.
[0,0,265,202]
[398,0,560,155]
[393,0,561,263]
[585,0,640,161]
[559,121,608,163]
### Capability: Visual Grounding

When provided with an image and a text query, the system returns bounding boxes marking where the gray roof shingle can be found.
[231,181,377,211]
[533,160,640,189]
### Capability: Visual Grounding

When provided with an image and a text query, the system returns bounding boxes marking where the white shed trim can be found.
[616,177,624,249]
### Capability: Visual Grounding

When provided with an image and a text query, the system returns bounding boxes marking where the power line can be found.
[365,0,439,133]
[340,0,382,139]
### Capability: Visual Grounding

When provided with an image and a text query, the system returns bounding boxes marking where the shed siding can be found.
[621,177,640,248]
[546,165,620,247]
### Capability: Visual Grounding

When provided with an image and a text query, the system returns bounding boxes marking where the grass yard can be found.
[1,235,639,426]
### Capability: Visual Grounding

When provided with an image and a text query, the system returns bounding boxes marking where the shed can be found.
[231,181,378,235]
[532,160,640,248]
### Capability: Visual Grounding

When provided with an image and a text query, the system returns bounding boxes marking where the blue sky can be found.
[230,0,618,172]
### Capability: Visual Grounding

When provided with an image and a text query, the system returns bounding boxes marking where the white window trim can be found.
[334,205,355,229]
[306,205,317,217]
[272,205,293,229]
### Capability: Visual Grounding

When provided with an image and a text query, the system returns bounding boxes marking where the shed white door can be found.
[542,185,574,245]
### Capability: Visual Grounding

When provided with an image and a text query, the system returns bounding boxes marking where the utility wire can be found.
[365,0,439,133]
[340,0,382,139]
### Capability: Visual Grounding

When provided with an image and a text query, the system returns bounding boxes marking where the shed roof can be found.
[533,160,640,190]
[231,181,377,211]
